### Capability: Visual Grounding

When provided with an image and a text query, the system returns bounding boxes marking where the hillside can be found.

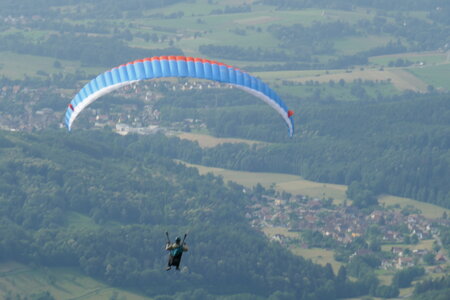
[0,0,449,299]
[0,129,341,299]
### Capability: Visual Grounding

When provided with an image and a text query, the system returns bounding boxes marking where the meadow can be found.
[369,51,448,66]
[179,161,349,204]
[0,262,152,300]
[269,68,428,92]
[290,247,343,273]
[0,51,102,80]
[1,0,445,95]
[407,63,450,91]
[179,161,449,220]
[174,131,264,148]
[379,195,450,219]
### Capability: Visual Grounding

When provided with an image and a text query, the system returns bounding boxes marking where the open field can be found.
[179,161,448,219]
[381,239,435,252]
[379,195,450,219]
[407,63,450,91]
[290,247,343,272]
[175,132,264,148]
[263,227,343,273]
[0,51,102,80]
[388,68,430,91]
[262,68,429,92]
[126,1,382,58]
[369,51,448,66]
[0,1,429,96]
[334,35,393,55]
[178,161,348,204]
[0,262,152,300]
[262,226,301,239]
[278,81,399,101]
[254,69,343,81]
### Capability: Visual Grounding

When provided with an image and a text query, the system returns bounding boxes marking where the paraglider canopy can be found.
[64,56,294,136]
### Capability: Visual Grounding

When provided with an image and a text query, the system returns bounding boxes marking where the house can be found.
[391,247,404,256]
[381,259,395,270]
[435,253,447,263]
[412,249,428,256]
[369,210,383,222]
[397,257,414,269]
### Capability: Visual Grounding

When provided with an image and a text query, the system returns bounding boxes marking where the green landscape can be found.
[0,0,449,299]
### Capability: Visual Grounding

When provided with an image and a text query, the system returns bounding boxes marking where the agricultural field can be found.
[407,63,450,91]
[0,51,102,80]
[0,262,152,300]
[270,68,428,92]
[178,161,348,204]
[180,161,449,220]
[379,195,450,219]
[334,35,393,55]
[262,227,343,272]
[276,80,399,101]
[175,131,264,148]
[381,239,436,252]
[369,51,448,66]
[1,0,442,97]
[290,247,343,272]
[126,2,379,56]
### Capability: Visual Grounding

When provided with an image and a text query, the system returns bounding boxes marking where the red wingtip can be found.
[69,104,74,111]
[288,110,294,117]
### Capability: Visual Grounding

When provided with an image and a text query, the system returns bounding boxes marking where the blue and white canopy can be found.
[65,56,294,136]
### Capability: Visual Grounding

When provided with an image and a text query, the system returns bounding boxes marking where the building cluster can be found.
[380,247,447,271]
[246,194,449,271]
[247,195,435,244]
[0,85,62,131]
[0,80,218,133]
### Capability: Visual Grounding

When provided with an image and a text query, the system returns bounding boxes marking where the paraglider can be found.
[165,232,188,271]
[64,56,294,136]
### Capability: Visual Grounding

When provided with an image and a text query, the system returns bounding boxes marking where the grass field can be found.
[278,81,398,102]
[255,66,429,92]
[381,239,435,252]
[379,195,450,219]
[175,132,264,148]
[179,161,449,220]
[0,262,152,300]
[369,51,447,66]
[178,161,348,204]
[290,247,343,272]
[269,68,429,92]
[0,51,102,80]
[0,0,434,97]
[407,63,450,91]
[262,226,301,239]
[125,0,382,58]
[334,35,393,55]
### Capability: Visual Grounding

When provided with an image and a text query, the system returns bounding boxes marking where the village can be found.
[0,79,217,133]
[2,79,450,276]
[246,193,450,273]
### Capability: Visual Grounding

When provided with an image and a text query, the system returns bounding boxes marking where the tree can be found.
[423,253,436,266]
[346,182,378,208]
[393,267,425,288]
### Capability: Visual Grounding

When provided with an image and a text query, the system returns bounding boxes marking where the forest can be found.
[0,33,183,67]
[0,130,345,299]
[155,87,450,209]
[4,129,444,298]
